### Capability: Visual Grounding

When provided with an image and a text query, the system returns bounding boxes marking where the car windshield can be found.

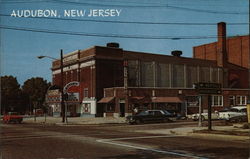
[162,110,171,115]
[138,111,149,115]
[240,108,247,113]
[229,108,239,112]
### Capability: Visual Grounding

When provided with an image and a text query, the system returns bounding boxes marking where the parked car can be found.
[126,110,173,124]
[3,112,23,124]
[191,112,219,121]
[219,106,247,120]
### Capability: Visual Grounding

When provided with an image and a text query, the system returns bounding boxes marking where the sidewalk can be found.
[23,116,126,125]
[23,116,250,141]
[137,124,250,141]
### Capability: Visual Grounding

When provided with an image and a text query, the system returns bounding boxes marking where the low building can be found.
[46,22,250,117]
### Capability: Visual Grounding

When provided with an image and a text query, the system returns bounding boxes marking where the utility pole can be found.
[208,95,212,131]
[60,49,65,123]
[124,60,128,116]
[37,51,65,123]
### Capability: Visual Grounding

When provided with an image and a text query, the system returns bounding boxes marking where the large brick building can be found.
[46,22,250,117]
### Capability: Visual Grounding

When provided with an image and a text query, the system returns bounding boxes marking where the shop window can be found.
[186,96,200,107]
[236,96,247,105]
[106,104,115,112]
[83,103,91,113]
[212,95,223,106]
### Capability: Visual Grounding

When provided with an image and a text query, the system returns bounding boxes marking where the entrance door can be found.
[120,103,125,117]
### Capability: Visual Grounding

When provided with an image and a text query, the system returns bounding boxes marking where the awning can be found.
[151,97,183,103]
[129,96,151,103]
[98,97,115,103]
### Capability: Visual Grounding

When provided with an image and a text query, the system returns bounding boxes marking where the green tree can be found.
[1,76,21,113]
[22,77,51,113]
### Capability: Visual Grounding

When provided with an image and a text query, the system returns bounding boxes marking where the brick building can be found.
[46,22,250,117]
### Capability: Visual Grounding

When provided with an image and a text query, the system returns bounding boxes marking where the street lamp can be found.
[37,49,66,123]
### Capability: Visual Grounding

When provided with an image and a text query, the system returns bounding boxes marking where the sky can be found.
[0,0,249,85]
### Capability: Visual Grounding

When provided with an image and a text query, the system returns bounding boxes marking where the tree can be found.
[1,76,21,113]
[22,77,51,113]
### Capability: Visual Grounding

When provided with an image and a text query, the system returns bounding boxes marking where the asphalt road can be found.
[1,122,249,159]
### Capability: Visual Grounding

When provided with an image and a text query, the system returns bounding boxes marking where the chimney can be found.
[106,42,120,48]
[217,22,227,67]
[171,50,182,57]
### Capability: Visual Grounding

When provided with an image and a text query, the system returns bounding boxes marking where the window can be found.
[157,63,170,87]
[106,104,115,112]
[172,64,184,87]
[236,96,247,105]
[84,88,89,98]
[186,96,200,107]
[212,95,223,106]
[186,66,198,88]
[229,96,235,106]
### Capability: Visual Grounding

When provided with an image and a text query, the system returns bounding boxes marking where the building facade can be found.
[46,22,250,117]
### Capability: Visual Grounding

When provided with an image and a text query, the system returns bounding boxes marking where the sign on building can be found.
[194,82,222,95]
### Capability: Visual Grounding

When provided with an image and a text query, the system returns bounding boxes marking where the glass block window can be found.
[172,64,184,87]
[186,66,198,88]
[128,60,139,87]
[157,63,170,87]
[200,67,210,82]
[211,68,219,83]
[141,61,154,87]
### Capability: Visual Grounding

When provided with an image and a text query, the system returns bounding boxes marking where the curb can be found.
[188,132,249,141]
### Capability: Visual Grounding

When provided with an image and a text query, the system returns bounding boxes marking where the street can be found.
[1,122,249,159]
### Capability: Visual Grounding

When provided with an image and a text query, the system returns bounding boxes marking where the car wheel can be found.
[237,118,242,123]
[164,118,171,123]
[135,119,141,124]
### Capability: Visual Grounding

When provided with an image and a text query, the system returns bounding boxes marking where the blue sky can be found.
[0,0,249,84]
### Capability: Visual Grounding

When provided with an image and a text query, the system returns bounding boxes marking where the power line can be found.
[0,0,51,3]
[0,24,222,40]
[1,0,248,15]
[0,14,248,26]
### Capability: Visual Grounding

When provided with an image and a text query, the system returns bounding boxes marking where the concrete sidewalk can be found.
[137,124,250,141]
[22,116,250,141]
[23,116,126,125]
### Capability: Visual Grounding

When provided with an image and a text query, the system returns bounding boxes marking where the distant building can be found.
[46,22,249,117]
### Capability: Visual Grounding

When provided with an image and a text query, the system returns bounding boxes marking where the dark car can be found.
[126,110,173,124]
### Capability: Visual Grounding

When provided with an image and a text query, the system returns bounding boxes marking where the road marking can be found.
[97,135,208,159]
[98,135,185,141]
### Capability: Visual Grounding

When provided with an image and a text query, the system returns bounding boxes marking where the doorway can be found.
[120,103,125,117]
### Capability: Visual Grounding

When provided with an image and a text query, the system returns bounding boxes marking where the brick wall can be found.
[194,35,250,69]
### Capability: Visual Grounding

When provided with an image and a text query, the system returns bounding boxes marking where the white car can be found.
[191,112,220,121]
[219,106,247,120]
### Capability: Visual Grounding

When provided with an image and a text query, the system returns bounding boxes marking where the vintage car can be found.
[219,106,247,120]
[3,112,23,124]
[190,112,220,121]
[126,110,173,124]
